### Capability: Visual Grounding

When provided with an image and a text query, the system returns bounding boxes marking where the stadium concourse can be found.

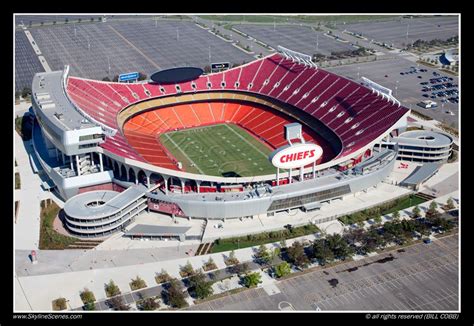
[30,46,410,238]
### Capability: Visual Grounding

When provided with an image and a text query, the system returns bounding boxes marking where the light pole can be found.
[316,33,319,52]
[406,23,409,46]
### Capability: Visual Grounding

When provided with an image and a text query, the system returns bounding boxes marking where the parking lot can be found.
[187,234,458,311]
[234,24,355,56]
[327,57,459,127]
[344,16,458,48]
[15,31,45,91]
[18,18,252,88]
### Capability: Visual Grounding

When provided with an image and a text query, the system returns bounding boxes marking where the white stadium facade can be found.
[30,47,414,238]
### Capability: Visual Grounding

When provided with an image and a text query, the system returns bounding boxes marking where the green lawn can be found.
[381,195,427,215]
[160,123,277,177]
[39,200,77,250]
[210,224,320,253]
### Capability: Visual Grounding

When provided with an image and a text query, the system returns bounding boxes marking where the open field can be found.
[160,123,276,177]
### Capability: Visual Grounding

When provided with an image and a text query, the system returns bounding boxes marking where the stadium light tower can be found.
[107,56,111,76]
[316,33,319,52]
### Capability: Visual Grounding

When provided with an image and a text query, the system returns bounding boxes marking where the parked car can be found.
[423,238,432,244]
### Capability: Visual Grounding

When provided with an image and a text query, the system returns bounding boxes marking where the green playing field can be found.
[159,123,278,177]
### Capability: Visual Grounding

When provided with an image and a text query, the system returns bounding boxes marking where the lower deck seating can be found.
[123,101,334,170]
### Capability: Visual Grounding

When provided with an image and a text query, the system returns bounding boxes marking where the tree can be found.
[229,262,249,275]
[188,271,214,299]
[225,250,239,266]
[83,302,95,310]
[271,247,281,264]
[139,297,160,311]
[130,276,147,290]
[166,278,187,308]
[112,75,119,82]
[155,269,172,284]
[273,262,291,278]
[326,234,354,260]
[445,197,455,210]
[242,272,262,288]
[203,65,211,73]
[279,239,287,250]
[180,261,195,278]
[138,72,147,81]
[80,288,96,305]
[105,280,120,297]
[373,215,382,225]
[254,244,271,266]
[102,76,111,82]
[287,241,310,269]
[426,201,439,218]
[203,257,217,271]
[392,210,401,221]
[412,206,421,218]
[106,296,130,310]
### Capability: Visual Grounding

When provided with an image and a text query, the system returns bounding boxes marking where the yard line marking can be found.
[163,133,204,174]
[223,124,269,159]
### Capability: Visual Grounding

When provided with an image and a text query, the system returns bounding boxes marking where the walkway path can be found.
[14,131,50,250]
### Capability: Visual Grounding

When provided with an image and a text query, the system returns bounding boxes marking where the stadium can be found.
[30,46,409,238]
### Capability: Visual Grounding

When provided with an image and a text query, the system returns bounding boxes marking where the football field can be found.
[159,123,277,177]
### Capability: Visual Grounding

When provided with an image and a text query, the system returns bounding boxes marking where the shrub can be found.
[130,276,147,291]
[224,250,240,266]
[106,296,130,310]
[52,298,67,310]
[138,297,160,311]
[273,262,291,278]
[445,197,455,210]
[105,280,120,297]
[203,257,217,271]
[242,272,262,288]
[180,261,196,278]
[80,288,96,305]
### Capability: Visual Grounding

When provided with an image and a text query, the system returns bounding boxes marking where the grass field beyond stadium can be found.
[160,123,278,177]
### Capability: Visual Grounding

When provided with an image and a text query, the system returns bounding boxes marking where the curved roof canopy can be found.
[150,67,203,84]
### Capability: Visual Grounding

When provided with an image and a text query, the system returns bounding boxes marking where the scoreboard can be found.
[211,62,230,73]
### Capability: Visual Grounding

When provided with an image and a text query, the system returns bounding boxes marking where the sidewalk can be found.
[14,132,50,250]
